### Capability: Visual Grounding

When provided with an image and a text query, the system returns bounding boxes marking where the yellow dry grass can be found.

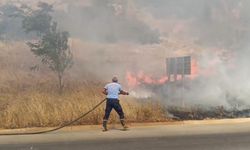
[0,42,169,129]
[0,85,168,129]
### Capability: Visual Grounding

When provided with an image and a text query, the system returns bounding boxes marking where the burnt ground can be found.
[167,106,250,120]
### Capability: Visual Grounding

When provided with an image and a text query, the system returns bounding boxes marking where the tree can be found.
[22,2,53,36]
[0,3,27,41]
[23,2,73,93]
[28,23,73,92]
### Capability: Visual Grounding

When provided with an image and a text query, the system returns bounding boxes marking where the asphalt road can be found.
[1,119,250,150]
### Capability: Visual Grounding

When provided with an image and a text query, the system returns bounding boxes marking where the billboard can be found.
[166,56,191,75]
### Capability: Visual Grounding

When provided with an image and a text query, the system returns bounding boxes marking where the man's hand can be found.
[120,90,129,95]
[102,89,108,95]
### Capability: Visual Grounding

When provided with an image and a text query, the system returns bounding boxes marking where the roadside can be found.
[0,118,250,145]
[1,118,250,134]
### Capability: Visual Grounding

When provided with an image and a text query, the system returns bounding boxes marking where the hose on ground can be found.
[0,99,106,136]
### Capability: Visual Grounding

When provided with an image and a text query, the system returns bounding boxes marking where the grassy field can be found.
[0,42,169,129]
[0,82,168,129]
[0,41,240,129]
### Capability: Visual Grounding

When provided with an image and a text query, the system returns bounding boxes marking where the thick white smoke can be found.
[1,0,250,109]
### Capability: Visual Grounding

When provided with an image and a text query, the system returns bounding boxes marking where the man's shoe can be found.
[120,119,128,131]
[102,128,108,132]
[102,120,108,132]
[121,125,129,131]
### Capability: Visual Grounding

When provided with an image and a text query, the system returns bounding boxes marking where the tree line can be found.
[0,2,73,93]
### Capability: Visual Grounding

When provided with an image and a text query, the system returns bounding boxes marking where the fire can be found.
[189,59,199,79]
[126,59,200,88]
[125,56,204,89]
[189,49,235,78]
[126,71,168,88]
[126,71,139,87]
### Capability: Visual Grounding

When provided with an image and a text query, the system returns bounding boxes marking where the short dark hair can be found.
[112,77,118,82]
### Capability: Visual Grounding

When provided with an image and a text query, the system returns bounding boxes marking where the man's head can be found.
[112,76,118,83]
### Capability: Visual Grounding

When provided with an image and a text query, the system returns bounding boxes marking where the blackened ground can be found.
[168,106,250,120]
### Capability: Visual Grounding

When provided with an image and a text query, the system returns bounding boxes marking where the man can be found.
[102,76,129,131]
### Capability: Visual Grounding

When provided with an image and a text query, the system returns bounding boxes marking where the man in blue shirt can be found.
[102,77,129,131]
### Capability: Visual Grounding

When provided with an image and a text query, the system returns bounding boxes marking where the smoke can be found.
[1,0,250,108]
[54,0,160,44]
[119,0,250,108]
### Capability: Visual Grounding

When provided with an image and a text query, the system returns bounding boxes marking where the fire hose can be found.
[0,98,106,136]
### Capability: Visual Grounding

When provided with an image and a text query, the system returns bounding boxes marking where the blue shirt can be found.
[104,82,122,99]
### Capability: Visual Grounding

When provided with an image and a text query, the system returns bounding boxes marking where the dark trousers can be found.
[103,99,125,121]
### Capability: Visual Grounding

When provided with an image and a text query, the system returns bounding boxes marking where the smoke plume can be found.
[1,0,250,109]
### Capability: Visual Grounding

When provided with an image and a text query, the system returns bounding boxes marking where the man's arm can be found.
[119,84,129,95]
[120,90,129,95]
[103,88,108,95]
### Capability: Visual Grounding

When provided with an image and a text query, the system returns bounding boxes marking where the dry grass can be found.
[0,70,169,129]
[0,41,170,129]
[0,86,169,129]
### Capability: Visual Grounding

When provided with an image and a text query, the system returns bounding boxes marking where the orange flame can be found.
[126,57,202,88]
[126,71,168,88]
[126,71,139,87]
[189,59,199,79]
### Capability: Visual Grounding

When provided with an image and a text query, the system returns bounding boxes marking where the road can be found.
[1,119,250,150]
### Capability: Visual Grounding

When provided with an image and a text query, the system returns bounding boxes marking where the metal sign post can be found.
[166,56,191,107]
